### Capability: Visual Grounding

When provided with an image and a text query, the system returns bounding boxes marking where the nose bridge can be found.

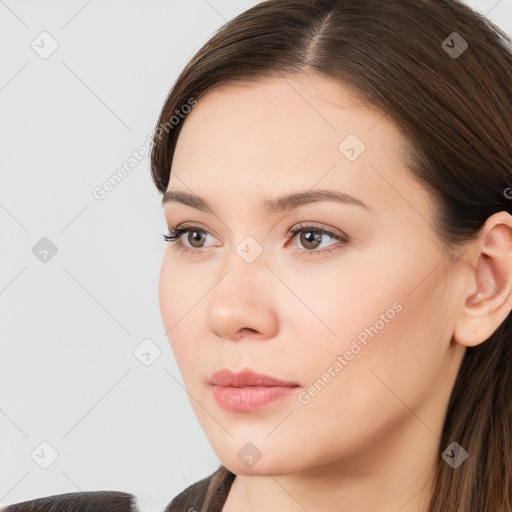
[214,234,269,306]
[206,235,277,339]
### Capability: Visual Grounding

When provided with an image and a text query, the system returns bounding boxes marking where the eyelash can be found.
[162,223,349,257]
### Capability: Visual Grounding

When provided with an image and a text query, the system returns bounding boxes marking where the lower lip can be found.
[212,385,299,412]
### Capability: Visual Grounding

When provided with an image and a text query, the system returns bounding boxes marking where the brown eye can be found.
[288,224,349,257]
[299,230,323,250]
[187,230,207,248]
[162,225,214,254]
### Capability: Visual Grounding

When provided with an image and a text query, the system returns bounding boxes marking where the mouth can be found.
[209,368,300,412]
[211,384,300,412]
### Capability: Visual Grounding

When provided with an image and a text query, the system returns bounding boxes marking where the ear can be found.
[453,211,512,348]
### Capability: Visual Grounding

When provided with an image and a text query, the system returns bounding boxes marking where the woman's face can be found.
[159,73,466,476]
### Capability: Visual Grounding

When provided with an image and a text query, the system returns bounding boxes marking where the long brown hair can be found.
[152,1,512,510]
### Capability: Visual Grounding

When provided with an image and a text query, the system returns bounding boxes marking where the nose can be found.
[206,249,279,342]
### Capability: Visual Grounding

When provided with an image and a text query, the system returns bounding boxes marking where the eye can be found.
[162,223,216,255]
[286,223,349,257]
[162,222,349,257]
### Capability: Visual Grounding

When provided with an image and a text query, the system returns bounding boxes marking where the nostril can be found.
[238,327,259,337]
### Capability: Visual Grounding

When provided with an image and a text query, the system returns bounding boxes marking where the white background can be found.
[1,1,511,511]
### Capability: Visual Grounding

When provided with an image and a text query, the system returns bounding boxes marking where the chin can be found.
[211,438,307,476]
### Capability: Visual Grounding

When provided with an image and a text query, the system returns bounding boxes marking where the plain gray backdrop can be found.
[1,1,511,511]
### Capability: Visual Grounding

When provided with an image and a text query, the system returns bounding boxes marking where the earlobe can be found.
[453,212,512,348]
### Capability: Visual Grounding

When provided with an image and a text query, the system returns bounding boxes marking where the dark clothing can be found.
[2,466,235,512]
[1,491,137,512]
[164,466,235,512]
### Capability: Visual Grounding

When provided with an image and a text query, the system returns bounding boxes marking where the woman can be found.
[4,0,512,511]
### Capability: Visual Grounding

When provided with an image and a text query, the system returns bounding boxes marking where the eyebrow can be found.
[161,188,370,214]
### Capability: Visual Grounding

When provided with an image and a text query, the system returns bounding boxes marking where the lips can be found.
[209,368,300,412]
[209,368,299,388]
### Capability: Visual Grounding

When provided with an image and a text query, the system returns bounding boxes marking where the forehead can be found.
[168,74,432,224]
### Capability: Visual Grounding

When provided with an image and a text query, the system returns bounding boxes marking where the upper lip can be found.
[209,368,300,387]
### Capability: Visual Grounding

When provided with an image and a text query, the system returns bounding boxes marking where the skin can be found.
[159,73,512,512]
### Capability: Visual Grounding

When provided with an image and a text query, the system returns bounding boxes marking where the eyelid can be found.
[164,221,350,257]
[175,222,221,243]
[286,221,347,239]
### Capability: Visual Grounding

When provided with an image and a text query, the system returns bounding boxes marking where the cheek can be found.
[283,237,448,369]
[288,254,450,437]
[158,256,206,369]
[158,254,206,330]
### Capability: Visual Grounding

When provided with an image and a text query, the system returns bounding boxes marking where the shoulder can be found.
[164,466,235,512]
[1,491,137,512]
[1,468,235,512]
